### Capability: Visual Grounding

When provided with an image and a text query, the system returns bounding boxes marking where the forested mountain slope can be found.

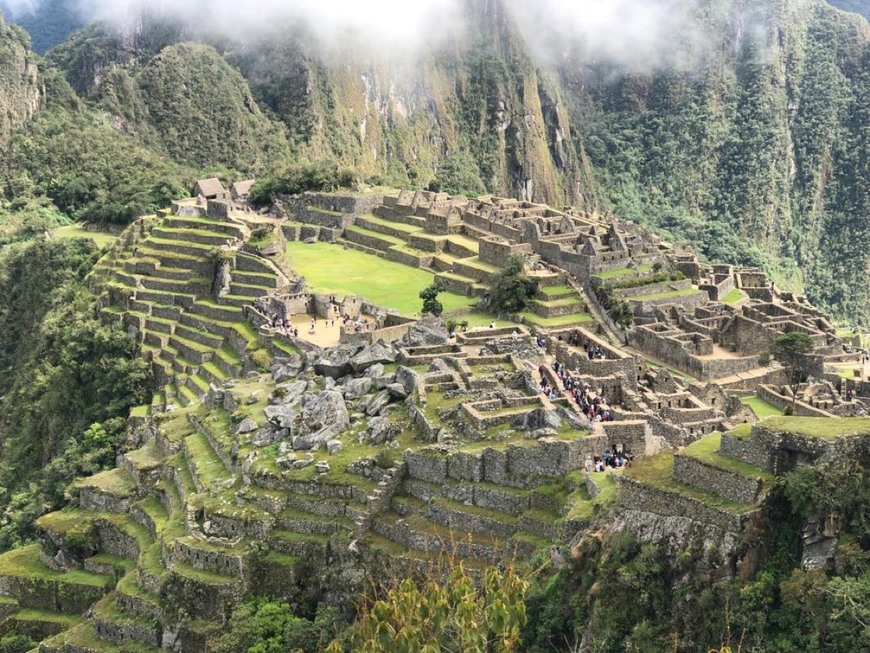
[563,0,870,324]
[0,0,867,323]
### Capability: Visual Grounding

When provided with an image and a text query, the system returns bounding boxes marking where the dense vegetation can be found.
[564,0,870,324]
[0,239,151,550]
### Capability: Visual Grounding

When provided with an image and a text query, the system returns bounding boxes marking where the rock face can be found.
[402,317,450,347]
[0,16,43,148]
[350,341,396,372]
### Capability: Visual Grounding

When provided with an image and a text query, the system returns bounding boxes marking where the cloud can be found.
[73,0,466,54]
[504,0,735,71]
[0,0,43,17]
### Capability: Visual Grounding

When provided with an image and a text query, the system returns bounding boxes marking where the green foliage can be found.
[333,563,529,653]
[135,43,289,172]
[591,279,634,329]
[0,241,152,549]
[488,255,538,314]
[429,151,487,196]
[771,332,815,408]
[212,599,341,653]
[249,161,359,206]
[419,282,445,317]
[0,635,37,653]
[4,70,194,225]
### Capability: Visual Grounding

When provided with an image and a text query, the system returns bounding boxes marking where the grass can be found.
[739,394,784,418]
[540,284,574,296]
[73,468,136,497]
[521,312,594,328]
[625,453,756,513]
[52,225,117,248]
[457,313,516,328]
[729,423,752,439]
[760,416,870,440]
[722,288,747,304]
[593,264,653,280]
[0,545,112,587]
[680,433,774,484]
[286,242,476,317]
[624,288,701,302]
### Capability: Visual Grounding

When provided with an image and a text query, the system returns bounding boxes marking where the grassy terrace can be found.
[567,471,619,520]
[521,312,594,328]
[624,288,701,302]
[722,288,747,304]
[52,225,117,248]
[739,394,784,418]
[286,242,476,316]
[760,416,870,440]
[0,545,112,587]
[593,264,653,280]
[680,433,774,484]
[625,452,756,514]
[540,284,574,296]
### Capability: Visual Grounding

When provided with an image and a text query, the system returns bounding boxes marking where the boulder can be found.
[427,358,452,373]
[271,355,304,383]
[350,341,397,372]
[402,316,449,347]
[264,404,297,429]
[272,380,308,404]
[386,383,408,399]
[234,418,259,435]
[520,408,562,432]
[300,391,350,434]
[365,390,392,417]
[344,377,373,400]
[363,363,385,379]
[314,344,362,379]
[394,366,421,396]
[368,416,399,444]
[326,439,344,455]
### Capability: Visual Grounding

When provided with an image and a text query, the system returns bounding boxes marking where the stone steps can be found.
[151,226,234,247]
[235,252,275,275]
[174,323,225,349]
[355,214,422,239]
[275,507,356,536]
[233,269,280,288]
[265,529,330,559]
[168,334,214,365]
[145,237,217,259]
[435,271,477,295]
[135,247,214,276]
[216,294,254,309]
[190,299,245,322]
[372,206,428,228]
[134,287,197,310]
[1,607,79,641]
[40,621,162,653]
[344,225,404,251]
[92,592,163,649]
[138,275,210,297]
[115,571,162,624]
[163,215,246,238]
[229,281,269,298]
[177,384,200,407]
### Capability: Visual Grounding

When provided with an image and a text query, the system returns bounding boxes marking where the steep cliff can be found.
[0,13,42,148]
[561,0,870,324]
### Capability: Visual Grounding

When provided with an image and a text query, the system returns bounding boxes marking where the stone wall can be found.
[616,476,750,534]
[756,385,836,418]
[672,455,763,504]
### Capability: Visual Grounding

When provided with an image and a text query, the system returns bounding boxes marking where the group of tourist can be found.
[559,331,607,360]
[268,315,300,339]
[538,362,614,422]
[584,446,632,473]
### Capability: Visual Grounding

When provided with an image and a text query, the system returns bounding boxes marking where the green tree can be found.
[488,255,538,314]
[770,332,814,411]
[330,563,529,653]
[419,282,445,317]
[212,599,340,653]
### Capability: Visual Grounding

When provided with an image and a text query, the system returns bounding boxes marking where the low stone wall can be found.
[672,455,762,504]
[756,385,836,418]
[720,424,870,475]
[616,476,749,534]
[94,615,162,648]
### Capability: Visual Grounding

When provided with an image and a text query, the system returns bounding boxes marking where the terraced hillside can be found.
[89,207,289,409]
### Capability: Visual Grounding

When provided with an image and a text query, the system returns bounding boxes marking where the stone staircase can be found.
[89,209,283,409]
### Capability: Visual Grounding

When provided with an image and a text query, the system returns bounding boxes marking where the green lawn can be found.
[521,312,594,328]
[722,288,747,304]
[624,288,701,302]
[593,264,653,280]
[680,433,774,484]
[286,242,476,316]
[761,416,870,440]
[739,394,784,418]
[52,225,117,248]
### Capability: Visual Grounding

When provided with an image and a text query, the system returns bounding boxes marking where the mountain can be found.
[0,0,82,53]
[828,0,870,18]
[0,0,868,324]
[0,13,42,147]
